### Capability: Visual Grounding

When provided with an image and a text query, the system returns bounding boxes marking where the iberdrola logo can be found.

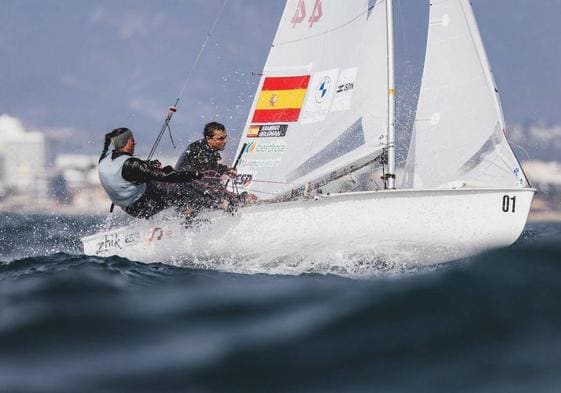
[243,141,286,155]
[243,142,257,154]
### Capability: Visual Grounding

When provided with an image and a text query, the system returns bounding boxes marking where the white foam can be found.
[84,203,457,279]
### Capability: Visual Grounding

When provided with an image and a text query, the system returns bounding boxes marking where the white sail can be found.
[233,0,389,199]
[403,0,528,189]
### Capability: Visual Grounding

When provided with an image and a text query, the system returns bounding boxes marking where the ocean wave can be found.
[1,217,561,392]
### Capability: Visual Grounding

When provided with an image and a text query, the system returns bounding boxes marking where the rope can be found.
[233,187,279,196]
[204,174,290,185]
[249,179,290,185]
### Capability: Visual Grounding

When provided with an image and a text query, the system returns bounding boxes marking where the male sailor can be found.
[98,127,201,218]
[176,122,236,176]
[175,122,256,212]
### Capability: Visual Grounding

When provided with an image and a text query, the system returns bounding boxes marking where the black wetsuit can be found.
[176,139,229,174]
[175,139,240,212]
[112,151,200,218]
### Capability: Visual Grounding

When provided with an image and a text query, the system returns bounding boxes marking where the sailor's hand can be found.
[226,168,237,178]
[185,170,203,181]
[244,193,258,204]
[148,159,162,168]
[162,165,174,174]
[219,199,230,210]
[239,192,257,205]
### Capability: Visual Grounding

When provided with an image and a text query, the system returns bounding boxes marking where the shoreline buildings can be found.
[0,114,559,219]
[0,115,47,198]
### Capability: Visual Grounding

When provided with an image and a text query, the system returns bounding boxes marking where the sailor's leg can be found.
[124,181,170,218]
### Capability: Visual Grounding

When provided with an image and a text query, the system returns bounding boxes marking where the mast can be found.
[385,0,396,189]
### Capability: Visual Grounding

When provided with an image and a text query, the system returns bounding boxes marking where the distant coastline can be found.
[528,211,561,223]
[2,196,560,223]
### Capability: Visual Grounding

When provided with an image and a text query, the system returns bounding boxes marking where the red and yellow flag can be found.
[252,75,310,123]
[247,125,260,137]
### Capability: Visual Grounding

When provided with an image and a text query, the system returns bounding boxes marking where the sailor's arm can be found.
[122,157,201,183]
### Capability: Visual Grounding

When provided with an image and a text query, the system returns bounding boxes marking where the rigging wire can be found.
[146,0,229,161]
[176,0,229,100]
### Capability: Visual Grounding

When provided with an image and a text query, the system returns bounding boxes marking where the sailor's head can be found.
[111,127,135,154]
[204,122,227,151]
[99,127,135,163]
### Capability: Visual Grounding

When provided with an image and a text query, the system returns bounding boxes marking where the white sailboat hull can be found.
[82,188,535,271]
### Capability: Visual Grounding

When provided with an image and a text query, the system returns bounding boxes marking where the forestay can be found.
[233,0,389,199]
[403,0,528,189]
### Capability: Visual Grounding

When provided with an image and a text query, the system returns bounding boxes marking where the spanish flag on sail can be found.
[247,125,260,137]
[252,75,310,123]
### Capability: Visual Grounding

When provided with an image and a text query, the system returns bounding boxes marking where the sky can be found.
[1,0,560,161]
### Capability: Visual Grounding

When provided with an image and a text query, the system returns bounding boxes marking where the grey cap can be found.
[112,129,133,149]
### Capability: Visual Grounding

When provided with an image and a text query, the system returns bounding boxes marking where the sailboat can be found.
[82,0,535,268]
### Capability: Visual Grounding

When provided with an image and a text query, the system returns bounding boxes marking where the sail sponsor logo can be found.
[331,67,357,112]
[247,124,288,138]
[240,158,281,169]
[336,82,354,93]
[244,141,287,155]
[315,76,331,103]
[291,0,323,28]
[301,68,339,124]
[234,173,254,186]
[252,75,310,123]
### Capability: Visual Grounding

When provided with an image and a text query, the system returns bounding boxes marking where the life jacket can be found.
[98,155,146,207]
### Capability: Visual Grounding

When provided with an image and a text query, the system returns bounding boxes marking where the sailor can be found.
[98,127,201,218]
[176,122,236,177]
[176,122,256,213]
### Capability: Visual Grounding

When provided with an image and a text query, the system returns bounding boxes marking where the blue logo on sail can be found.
[315,76,331,103]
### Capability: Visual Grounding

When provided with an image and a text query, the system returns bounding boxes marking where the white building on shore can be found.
[0,114,47,197]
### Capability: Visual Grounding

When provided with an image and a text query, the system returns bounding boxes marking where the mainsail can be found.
[233,0,389,198]
[403,0,528,189]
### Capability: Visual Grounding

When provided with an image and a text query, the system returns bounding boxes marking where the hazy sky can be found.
[1,0,559,159]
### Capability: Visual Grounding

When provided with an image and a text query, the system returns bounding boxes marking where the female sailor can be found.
[98,127,201,218]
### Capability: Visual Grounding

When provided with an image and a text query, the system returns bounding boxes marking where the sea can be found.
[1,213,561,393]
